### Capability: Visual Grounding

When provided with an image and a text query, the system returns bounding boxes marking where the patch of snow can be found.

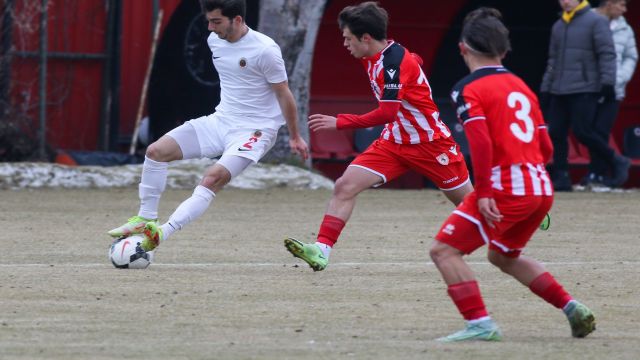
[0,159,334,190]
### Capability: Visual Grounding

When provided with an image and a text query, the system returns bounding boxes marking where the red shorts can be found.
[349,138,469,190]
[435,191,553,257]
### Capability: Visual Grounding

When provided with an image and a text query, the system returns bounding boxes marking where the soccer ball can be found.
[109,235,153,269]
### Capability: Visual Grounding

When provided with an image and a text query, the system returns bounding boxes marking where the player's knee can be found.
[200,173,229,192]
[429,241,452,265]
[333,177,357,199]
[145,142,163,161]
[488,251,510,271]
[145,142,176,162]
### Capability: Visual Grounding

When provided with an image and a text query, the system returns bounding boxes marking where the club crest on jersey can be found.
[253,130,262,138]
[239,58,247,68]
[436,153,449,165]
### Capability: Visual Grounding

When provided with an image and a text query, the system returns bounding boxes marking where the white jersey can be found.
[207,28,288,130]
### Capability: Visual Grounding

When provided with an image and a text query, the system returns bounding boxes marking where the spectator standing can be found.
[541,0,630,190]
[584,0,638,187]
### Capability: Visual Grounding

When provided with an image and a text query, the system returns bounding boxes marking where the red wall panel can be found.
[9,0,107,150]
[310,0,466,102]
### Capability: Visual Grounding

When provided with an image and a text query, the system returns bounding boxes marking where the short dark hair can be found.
[200,0,246,20]
[338,1,388,40]
[460,7,511,57]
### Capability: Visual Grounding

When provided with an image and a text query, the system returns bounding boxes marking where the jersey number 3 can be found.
[507,92,534,143]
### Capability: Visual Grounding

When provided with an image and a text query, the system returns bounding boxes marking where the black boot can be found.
[610,155,631,187]
[553,171,573,192]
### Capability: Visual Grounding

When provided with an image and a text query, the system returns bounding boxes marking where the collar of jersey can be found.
[361,40,395,62]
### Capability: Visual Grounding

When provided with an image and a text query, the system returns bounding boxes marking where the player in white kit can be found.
[107,0,308,251]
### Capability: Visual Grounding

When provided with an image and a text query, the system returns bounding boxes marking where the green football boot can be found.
[539,213,551,231]
[107,215,156,238]
[565,301,596,338]
[284,238,328,272]
[437,320,503,342]
[141,221,163,252]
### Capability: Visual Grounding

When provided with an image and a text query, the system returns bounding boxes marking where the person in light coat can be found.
[540,0,630,191]
[584,0,638,187]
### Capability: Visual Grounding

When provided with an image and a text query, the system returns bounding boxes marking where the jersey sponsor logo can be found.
[239,57,247,68]
[384,83,403,90]
[442,224,455,235]
[436,153,449,165]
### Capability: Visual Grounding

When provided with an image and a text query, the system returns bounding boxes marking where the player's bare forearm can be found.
[272,82,301,136]
[271,81,309,159]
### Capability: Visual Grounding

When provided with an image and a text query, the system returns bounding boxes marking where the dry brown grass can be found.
[0,188,638,359]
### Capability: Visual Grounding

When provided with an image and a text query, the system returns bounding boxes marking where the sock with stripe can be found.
[316,214,345,248]
[528,272,573,309]
[447,280,489,321]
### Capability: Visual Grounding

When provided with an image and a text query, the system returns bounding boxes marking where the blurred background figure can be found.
[585,0,638,188]
[541,0,628,191]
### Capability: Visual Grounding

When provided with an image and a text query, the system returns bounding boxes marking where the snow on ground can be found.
[0,159,334,190]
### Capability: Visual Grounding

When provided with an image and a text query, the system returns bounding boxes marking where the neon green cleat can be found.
[284,238,328,272]
[565,302,596,338]
[107,215,156,238]
[437,320,503,342]
[141,222,163,252]
[539,213,551,231]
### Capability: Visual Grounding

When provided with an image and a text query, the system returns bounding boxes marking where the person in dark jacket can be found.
[541,0,630,191]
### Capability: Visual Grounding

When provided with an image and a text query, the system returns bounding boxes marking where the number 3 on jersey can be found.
[507,92,534,143]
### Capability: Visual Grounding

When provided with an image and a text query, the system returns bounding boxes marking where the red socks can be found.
[528,272,573,309]
[447,273,572,321]
[447,281,489,320]
[316,214,345,247]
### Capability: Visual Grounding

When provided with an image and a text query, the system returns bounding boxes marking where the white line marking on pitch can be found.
[0,260,637,268]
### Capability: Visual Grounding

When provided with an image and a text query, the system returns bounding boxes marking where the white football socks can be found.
[161,185,216,241]
[315,242,332,258]
[138,156,168,220]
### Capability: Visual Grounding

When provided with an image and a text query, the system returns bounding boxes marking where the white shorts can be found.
[167,113,278,164]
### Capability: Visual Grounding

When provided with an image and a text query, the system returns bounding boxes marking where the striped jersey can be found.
[361,41,452,144]
[451,66,553,196]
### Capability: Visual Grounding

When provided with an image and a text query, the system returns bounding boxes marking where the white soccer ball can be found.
[109,235,154,269]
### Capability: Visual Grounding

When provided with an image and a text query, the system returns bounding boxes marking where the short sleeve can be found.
[452,85,485,124]
[258,44,288,84]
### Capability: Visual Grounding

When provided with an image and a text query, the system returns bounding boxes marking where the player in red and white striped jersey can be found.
[430,7,595,342]
[284,2,472,272]
[452,66,554,197]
